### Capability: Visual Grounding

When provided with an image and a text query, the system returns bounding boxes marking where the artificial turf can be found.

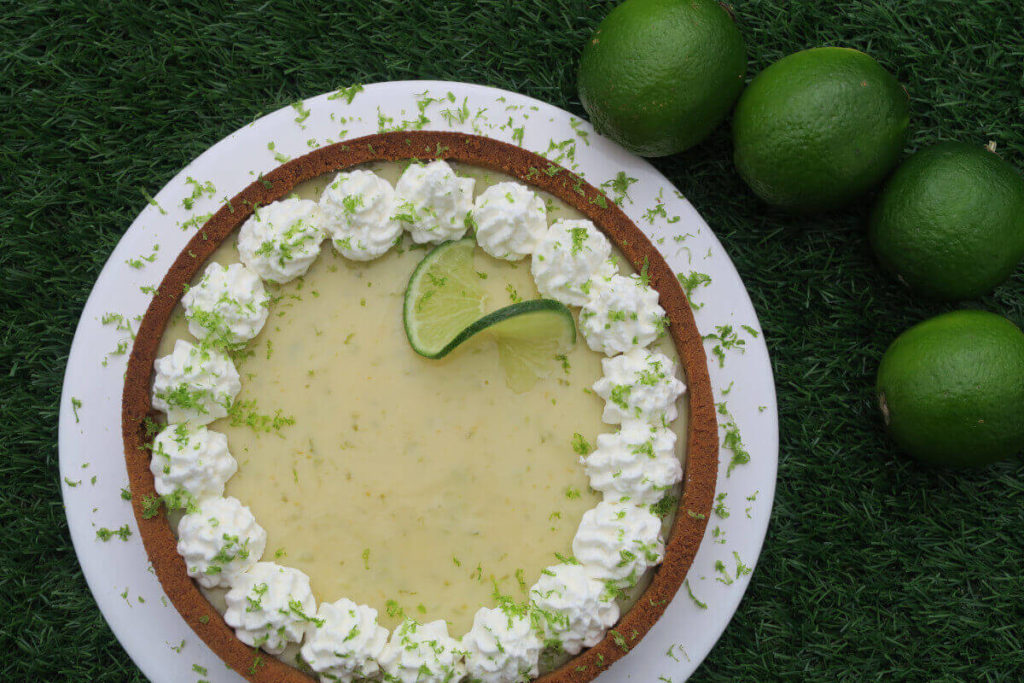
[2,0,1023,680]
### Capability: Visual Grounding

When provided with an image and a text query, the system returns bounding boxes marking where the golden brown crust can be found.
[122,131,718,683]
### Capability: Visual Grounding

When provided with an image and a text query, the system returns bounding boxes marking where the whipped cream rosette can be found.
[149,422,237,502]
[237,197,324,283]
[592,348,686,425]
[379,618,467,683]
[223,562,318,655]
[151,339,241,425]
[176,495,265,588]
[581,420,681,505]
[462,606,543,683]
[470,181,548,261]
[530,218,616,306]
[182,261,269,345]
[319,169,403,261]
[394,160,475,244]
[572,501,665,589]
[579,273,667,356]
[300,598,389,683]
[529,563,620,655]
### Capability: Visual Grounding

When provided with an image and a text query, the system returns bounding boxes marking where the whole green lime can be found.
[869,142,1024,300]
[876,310,1024,467]
[732,47,909,212]
[578,0,746,157]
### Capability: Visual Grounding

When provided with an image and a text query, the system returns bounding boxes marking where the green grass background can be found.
[3,0,1023,680]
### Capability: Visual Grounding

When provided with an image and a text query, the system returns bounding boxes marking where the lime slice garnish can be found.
[404,241,576,390]
[403,238,486,358]
[490,300,577,392]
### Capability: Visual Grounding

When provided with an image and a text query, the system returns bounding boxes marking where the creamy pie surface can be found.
[156,162,685,635]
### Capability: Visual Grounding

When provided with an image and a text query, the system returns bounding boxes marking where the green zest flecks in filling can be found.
[226,398,295,434]
[385,599,404,619]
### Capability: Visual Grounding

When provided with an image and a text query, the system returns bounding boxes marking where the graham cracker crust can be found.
[122,131,718,683]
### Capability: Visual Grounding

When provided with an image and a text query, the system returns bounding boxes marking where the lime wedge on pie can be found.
[403,238,486,358]
[404,238,576,388]
[489,299,577,391]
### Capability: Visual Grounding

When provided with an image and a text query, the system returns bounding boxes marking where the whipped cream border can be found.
[148,162,685,682]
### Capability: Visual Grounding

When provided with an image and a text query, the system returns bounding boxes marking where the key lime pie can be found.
[123,132,717,683]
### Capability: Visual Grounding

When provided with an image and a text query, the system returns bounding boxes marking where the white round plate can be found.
[59,80,778,683]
